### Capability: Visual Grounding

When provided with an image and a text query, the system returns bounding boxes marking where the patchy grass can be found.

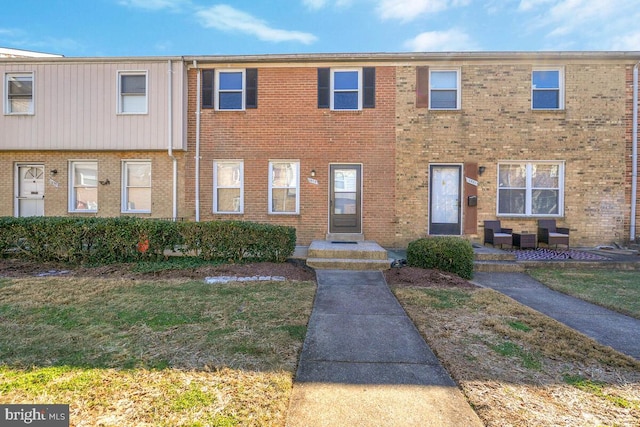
[528,268,640,319]
[393,286,640,427]
[0,276,315,426]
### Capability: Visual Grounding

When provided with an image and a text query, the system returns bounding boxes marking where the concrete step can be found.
[308,240,388,261]
[474,251,517,262]
[325,233,365,242]
[474,260,525,273]
[306,257,391,271]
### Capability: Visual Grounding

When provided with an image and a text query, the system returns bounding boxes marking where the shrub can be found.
[406,236,474,280]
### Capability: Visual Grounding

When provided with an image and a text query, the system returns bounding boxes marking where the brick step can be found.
[474,260,525,273]
[474,251,517,262]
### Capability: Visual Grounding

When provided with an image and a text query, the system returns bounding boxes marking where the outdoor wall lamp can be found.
[478,166,486,176]
[310,169,316,177]
[50,169,58,176]
[99,179,110,185]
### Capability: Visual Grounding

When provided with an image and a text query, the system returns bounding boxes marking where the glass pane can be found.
[431,167,460,223]
[430,71,457,89]
[272,163,296,187]
[219,72,243,90]
[219,92,242,109]
[8,78,32,95]
[532,70,559,89]
[499,164,526,188]
[334,193,356,214]
[532,164,559,188]
[127,163,151,186]
[333,71,359,90]
[121,75,146,94]
[334,169,357,192]
[75,164,97,186]
[532,190,559,215]
[334,92,358,109]
[217,188,241,212]
[430,90,457,109]
[217,163,241,186]
[127,187,151,211]
[122,95,146,113]
[75,187,98,210]
[271,188,297,213]
[498,189,525,214]
[9,99,32,113]
[533,90,559,109]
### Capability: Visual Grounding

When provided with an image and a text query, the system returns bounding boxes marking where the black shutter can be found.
[246,68,258,109]
[202,69,214,109]
[318,68,330,109]
[363,67,375,108]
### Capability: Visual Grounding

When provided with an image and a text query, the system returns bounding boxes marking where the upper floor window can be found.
[532,68,564,110]
[5,72,34,115]
[318,67,375,110]
[498,162,564,217]
[122,161,152,213]
[118,71,147,114]
[269,161,299,214]
[69,161,98,212]
[214,160,244,214]
[429,69,460,110]
[202,69,258,110]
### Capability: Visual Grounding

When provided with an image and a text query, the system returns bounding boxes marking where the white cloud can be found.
[610,31,640,51]
[518,0,554,11]
[118,0,189,10]
[377,0,469,22]
[404,28,479,51]
[303,0,328,9]
[196,5,318,44]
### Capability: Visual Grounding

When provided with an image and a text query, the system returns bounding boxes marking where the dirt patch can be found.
[384,266,477,288]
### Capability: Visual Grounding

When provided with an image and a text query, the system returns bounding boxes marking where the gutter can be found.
[631,62,639,241]
[167,59,178,220]
[194,60,201,222]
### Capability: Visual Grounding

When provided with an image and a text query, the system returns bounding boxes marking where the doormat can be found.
[508,248,610,261]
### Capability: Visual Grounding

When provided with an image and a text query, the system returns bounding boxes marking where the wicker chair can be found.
[483,220,513,248]
[537,220,570,248]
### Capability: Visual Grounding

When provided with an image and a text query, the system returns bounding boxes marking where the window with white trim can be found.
[216,69,245,110]
[532,68,564,110]
[118,71,147,114]
[122,161,152,213]
[5,72,34,115]
[332,69,361,110]
[69,161,98,212]
[269,161,299,214]
[429,69,460,110]
[498,162,564,217]
[214,161,243,213]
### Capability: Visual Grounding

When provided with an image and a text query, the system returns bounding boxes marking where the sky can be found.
[1,0,640,58]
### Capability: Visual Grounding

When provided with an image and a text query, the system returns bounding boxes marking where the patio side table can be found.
[513,232,536,249]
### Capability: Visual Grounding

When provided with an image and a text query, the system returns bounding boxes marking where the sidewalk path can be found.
[473,272,640,360]
[286,270,482,427]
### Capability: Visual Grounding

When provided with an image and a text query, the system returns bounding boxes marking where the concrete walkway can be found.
[473,272,640,360]
[286,270,483,427]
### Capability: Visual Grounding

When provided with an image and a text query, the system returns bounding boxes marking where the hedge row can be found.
[0,217,296,264]
[407,236,474,279]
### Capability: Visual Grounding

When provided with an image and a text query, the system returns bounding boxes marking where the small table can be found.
[513,232,536,249]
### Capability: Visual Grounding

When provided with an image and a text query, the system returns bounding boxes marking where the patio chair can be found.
[483,220,513,248]
[537,220,570,248]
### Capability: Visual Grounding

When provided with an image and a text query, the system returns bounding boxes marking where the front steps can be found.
[473,246,525,273]
[306,240,390,271]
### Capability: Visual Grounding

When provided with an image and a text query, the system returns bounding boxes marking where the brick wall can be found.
[395,61,630,247]
[185,66,396,246]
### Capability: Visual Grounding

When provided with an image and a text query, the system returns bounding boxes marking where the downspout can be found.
[631,62,639,242]
[167,59,178,220]
[194,60,201,222]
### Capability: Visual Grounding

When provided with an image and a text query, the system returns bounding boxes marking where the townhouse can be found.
[2,51,639,248]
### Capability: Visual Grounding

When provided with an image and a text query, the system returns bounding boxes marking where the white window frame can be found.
[69,161,99,213]
[5,72,34,115]
[117,71,148,114]
[497,161,565,217]
[215,69,245,111]
[331,68,362,111]
[122,160,152,213]
[532,67,564,110]
[269,161,300,214]
[429,69,461,110]
[214,160,244,214]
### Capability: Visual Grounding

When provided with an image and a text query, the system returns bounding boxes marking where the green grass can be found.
[528,268,640,319]
[563,374,638,409]
[490,341,542,370]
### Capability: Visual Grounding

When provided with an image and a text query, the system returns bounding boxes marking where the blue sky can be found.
[2,0,639,57]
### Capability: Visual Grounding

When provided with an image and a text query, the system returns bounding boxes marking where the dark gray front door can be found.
[329,164,361,234]
[429,164,462,235]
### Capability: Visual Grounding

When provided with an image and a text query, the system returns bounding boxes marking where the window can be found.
[498,162,564,217]
[214,161,243,213]
[118,72,147,114]
[269,161,299,214]
[429,69,460,110]
[69,161,98,212]
[532,68,563,110]
[5,72,34,114]
[317,67,375,110]
[202,69,258,110]
[122,161,151,213]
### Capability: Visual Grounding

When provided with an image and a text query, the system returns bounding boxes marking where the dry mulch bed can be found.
[384,266,477,288]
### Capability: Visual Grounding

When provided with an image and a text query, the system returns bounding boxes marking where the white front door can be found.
[429,164,462,235]
[16,164,45,217]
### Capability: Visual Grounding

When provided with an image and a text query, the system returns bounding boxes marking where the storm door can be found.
[429,164,462,235]
[16,164,45,217]
[329,164,361,234]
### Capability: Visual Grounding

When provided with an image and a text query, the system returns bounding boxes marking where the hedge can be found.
[406,236,474,280]
[0,217,296,265]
